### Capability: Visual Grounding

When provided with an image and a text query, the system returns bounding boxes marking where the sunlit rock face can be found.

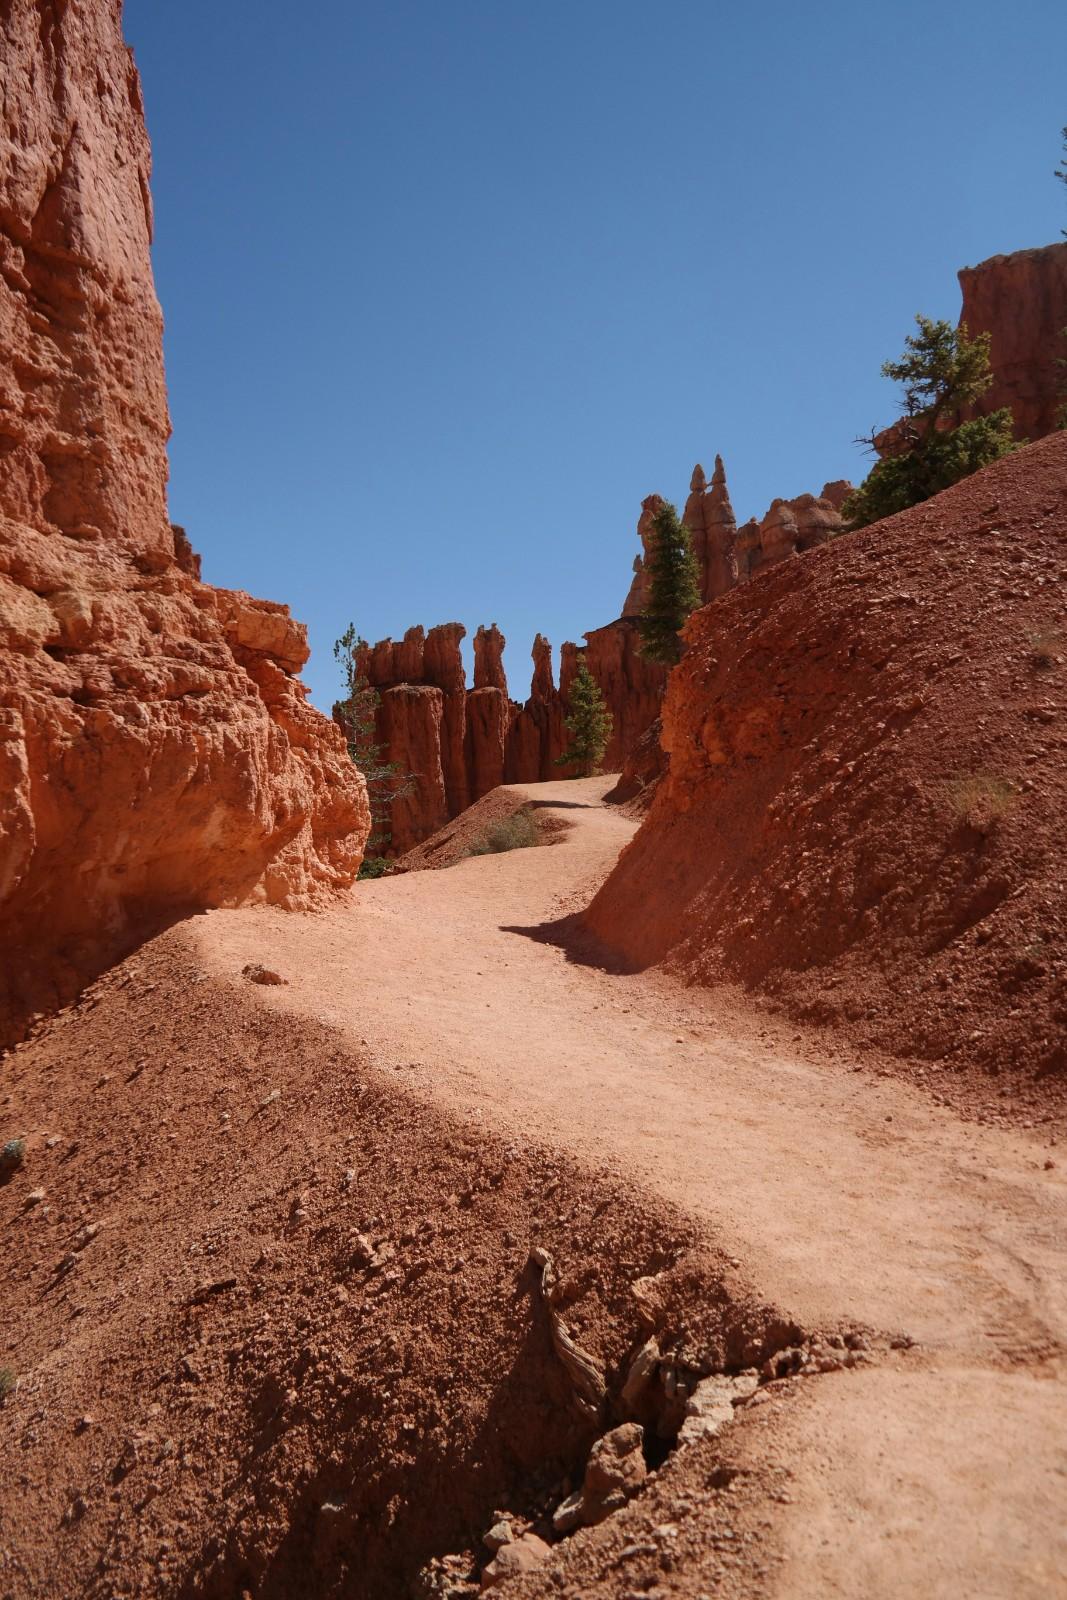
[957,242,1067,443]
[0,0,369,1042]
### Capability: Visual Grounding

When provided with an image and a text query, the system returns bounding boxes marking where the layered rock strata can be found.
[0,0,369,1041]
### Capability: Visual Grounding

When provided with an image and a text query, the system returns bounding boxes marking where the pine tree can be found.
[843,317,1017,529]
[637,500,701,666]
[556,655,613,777]
[333,625,416,876]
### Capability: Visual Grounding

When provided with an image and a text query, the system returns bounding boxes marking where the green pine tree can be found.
[843,316,1018,529]
[556,655,613,777]
[637,500,701,666]
[333,625,416,877]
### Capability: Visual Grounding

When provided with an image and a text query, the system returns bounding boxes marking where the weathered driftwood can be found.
[530,1246,607,1422]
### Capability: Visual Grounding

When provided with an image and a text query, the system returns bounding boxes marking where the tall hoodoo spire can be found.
[683,452,738,604]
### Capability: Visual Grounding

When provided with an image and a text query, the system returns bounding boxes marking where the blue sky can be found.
[124,0,1066,710]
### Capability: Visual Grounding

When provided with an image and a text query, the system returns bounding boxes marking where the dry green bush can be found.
[466,808,541,857]
[1027,630,1063,669]
[942,773,1017,830]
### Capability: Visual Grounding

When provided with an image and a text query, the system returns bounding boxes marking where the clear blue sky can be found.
[124,0,1066,710]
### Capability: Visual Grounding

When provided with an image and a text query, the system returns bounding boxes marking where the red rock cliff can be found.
[625,459,848,612]
[958,242,1067,442]
[0,0,369,1041]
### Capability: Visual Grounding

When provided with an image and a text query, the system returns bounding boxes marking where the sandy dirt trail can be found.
[196,778,1067,1597]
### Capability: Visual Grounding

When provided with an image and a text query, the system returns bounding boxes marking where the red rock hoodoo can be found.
[356,620,666,852]
[364,456,848,854]
[585,434,1067,1092]
[624,460,849,612]
[0,0,369,1042]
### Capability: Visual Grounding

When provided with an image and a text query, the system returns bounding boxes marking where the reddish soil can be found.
[5,777,1064,1597]
[587,434,1067,1120]
[0,935,790,1600]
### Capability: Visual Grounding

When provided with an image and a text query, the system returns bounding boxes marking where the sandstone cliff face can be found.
[875,242,1067,458]
[0,0,369,1040]
[586,434,1067,1086]
[958,242,1067,442]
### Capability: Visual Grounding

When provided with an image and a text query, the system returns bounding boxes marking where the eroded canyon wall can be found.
[352,621,666,852]
[0,0,369,1040]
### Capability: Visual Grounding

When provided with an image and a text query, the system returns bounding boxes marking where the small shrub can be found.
[358,855,392,880]
[942,773,1017,830]
[0,1369,16,1402]
[1028,630,1063,669]
[466,808,541,857]
[0,1139,25,1180]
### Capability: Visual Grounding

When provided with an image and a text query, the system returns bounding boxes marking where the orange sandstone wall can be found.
[0,0,369,1040]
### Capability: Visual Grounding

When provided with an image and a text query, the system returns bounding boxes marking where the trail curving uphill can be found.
[194,776,1067,1599]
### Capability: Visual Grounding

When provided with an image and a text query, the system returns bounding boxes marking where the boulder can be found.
[480,1533,551,1589]
[552,1423,646,1532]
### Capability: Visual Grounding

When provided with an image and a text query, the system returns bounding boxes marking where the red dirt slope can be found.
[585,434,1067,1109]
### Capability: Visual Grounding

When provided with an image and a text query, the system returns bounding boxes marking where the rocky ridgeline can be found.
[0,0,369,1042]
[623,458,852,620]
[586,432,1067,1101]
[351,620,666,852]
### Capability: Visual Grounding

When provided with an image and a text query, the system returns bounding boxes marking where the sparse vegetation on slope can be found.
[466,805,542,855]
[844,316,1017,528]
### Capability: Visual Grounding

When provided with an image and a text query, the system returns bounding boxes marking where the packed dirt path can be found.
[199,779,1065,1357]
[197,778,1067,1598]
